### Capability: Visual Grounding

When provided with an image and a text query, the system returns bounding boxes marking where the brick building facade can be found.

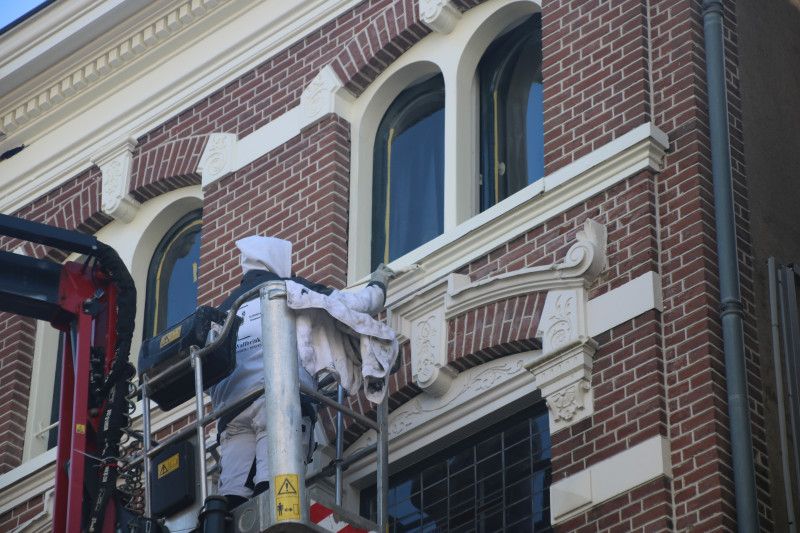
[1,0,798,531]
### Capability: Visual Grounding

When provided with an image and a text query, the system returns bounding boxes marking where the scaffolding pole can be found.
[261,281,309,527]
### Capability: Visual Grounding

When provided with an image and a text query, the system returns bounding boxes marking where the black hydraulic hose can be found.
[702,2,759,531]
[87,242,137,533]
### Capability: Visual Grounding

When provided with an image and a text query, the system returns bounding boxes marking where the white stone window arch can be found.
[348,0,543,280]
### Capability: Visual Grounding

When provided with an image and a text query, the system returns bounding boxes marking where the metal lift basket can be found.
[139,305,242,411]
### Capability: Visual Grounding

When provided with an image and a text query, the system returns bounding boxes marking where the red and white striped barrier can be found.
[310,501,375,533]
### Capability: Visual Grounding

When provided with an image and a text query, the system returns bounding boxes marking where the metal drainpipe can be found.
[702,1,760,531]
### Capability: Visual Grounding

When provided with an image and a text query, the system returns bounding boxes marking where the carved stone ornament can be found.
[445,218,608,318]
[412,311,457,396]
[419,0,461,34]
[528,338,597,431]
[557,218,609,285]
[385,219,606,436]
[198,133,237,187]
[522,219,608,432]
[94,137,140,223]
[390,279,458,397]
[347,353,538,462]
[301,65,343,123]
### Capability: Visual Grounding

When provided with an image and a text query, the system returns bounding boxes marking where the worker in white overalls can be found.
[207,236,395,509]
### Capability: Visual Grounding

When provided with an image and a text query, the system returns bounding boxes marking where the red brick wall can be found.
[130,135,205,202]
[0,315,36,473]
[198,114,351,308]
[648,0,770,530]
[542,0,652,174]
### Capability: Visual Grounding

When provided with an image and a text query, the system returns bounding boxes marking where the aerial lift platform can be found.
[0,214,390,533]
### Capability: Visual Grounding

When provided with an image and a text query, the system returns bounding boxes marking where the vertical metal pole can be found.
[191,346,209,503]
[335,385,345,507]
[377,395,389,531]
[141,375,153,519]
[261,281,308,524]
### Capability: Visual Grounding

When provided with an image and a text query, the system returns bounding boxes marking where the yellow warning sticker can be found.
[274,474,301,521]
[75,424,86,435]
[157,453,180,479]
[159,325,182,348]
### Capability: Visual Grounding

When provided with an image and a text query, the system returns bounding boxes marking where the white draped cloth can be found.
[286,280,398,403]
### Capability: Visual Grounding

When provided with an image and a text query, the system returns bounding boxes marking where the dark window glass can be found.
[361,402,552,532]
[372,75,445,270]
[479,14,544,211]
[144,210,202,338]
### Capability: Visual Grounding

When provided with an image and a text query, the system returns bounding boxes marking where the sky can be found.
[0,0,50,32]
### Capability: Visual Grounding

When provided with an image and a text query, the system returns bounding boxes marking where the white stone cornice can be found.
[0,0,228,137]
[437,219,607,432]
[0,0,365,214]
[386,219,607,408]
[419,0,462,34]
[93,137,140,223]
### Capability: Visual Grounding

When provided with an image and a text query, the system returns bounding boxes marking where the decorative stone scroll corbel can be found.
[300,64,354,128]
[389,219,607,405]
[198,133,238,187]
[419,0,461,34]
[390,279,458,397]
[94,137,140,223]
[525,219,608,431]
[445,219,608,318]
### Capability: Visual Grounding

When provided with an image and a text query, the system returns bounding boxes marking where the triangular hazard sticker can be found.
[277,477,297,495]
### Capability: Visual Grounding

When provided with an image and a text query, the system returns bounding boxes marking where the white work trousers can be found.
[217,395,311,498]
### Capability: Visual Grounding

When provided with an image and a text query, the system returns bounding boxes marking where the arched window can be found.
[479,14,543,211]
[144,209,203,338]
[372,74,445,269]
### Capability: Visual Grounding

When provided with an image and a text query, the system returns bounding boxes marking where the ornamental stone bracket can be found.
[389,219,608,413]
[530,296,598,431]
[419,0,462,34]
[299,64,354,128]
[444,218,607,431]
[524,221,608,432]
[390,278,458,397]
[445,218,608,318]
[93,137,140,223]
[198,133,238,187]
